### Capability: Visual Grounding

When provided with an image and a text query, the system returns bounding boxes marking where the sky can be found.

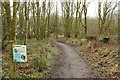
[52,0,118,18]
[4,0,120,18]
[59,0,98,17]
[87,0,98,17]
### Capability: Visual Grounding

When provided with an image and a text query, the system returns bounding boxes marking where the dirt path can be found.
[47,40,96,78]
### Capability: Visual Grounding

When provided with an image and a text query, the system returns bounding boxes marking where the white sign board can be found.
[13,45,27,62]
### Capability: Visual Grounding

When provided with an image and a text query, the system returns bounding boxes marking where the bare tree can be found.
[46,0,53,38]
[41,1,47,40]
[74,0,83,38]
[98,0,117,37]
[19,3,25,42]
[36,1,41,40]
[31,2,37,38]
[24,1,30,45]
[54,2,59,38]
[4,1,19,78]
[80,0,92,36]
[61,2,73,38]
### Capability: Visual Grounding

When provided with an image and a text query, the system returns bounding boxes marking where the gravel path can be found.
[48,40,96,78]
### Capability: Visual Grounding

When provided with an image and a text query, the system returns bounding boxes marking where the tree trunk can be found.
[24,2,30,45]
[84,0,87,35]
[47,1,51,38]
[4,2,18,78]
[32,3,37,38]
[36,2,40,40]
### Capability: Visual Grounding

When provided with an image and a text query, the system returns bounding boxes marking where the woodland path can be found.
[47,40,96,78]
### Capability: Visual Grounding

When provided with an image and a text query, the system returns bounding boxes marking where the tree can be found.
[70,1,74,38]
[46,0,52,38]
[61,2,73,38]
[1,2,9,49]
[24,1,30,45]
[74,0,83,38]
[36,1,41,40]
[98,0,117,37]
[83,0,87,35]
[0,2,2,41]
[4,1,19,78]
[18,3,25,42]
[41,1,47,40]
[54,2,59,38]
[80,0,92,36]
[31,2,37,38]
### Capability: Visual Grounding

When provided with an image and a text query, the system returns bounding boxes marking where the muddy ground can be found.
[46,40,99,78]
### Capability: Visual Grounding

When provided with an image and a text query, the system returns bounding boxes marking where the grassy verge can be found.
[2,39,59,78]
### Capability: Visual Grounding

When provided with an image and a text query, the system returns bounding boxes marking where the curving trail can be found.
[48,40,96,78]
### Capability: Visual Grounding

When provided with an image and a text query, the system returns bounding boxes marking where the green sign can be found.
[13,45,27,62]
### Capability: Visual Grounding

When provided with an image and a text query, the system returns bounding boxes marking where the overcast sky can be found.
[6,0,120,18]
[56,0,98,17]
[53,0,118,18]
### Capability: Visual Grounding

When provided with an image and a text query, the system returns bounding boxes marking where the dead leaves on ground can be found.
[61,38,119,78]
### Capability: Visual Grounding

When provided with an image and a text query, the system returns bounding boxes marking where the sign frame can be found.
[13,45,27,62]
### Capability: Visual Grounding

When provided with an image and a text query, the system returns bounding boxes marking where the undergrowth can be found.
[2,39,58,78]
[58,37,119,78]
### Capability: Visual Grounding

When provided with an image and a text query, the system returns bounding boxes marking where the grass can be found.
[2,38,59,78]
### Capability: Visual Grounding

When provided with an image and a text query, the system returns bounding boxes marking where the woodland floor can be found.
[46,40,99,78]
[49,38,119,78]
[2,38,119,78]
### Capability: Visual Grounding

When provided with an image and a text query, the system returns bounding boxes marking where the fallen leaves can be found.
[60,38,119,78]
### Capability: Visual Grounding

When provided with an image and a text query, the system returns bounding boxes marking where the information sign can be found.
[13,45,27,62]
